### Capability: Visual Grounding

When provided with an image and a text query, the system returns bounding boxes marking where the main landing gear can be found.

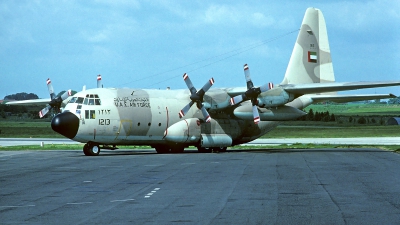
[197,147,227,153]
[154,144,185,154]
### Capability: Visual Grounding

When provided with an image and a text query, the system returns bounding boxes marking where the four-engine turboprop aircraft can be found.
[10,8,400,156]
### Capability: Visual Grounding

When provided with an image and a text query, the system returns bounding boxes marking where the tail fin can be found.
[281,7,335,85]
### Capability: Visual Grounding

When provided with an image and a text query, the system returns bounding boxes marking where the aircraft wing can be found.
[6,98,51,106]
[6,96,73,106]
[307,93,397,103]
[226,81,400,98]
[280,81,400,95]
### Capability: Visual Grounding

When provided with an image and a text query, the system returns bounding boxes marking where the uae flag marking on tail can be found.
[308,51,317,63]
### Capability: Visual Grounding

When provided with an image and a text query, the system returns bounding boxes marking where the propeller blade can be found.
[97,74,102,88]
[179,101,194,118]
[60,89,72,101]
[183,73,197,95]
[200,105,211,123]
[259,82,274,93]
[230,94,244,105]
[252,105,260,124]
[180,74,214,122]
[46,78,56,100]
[244,64,254,89]
[200,78,215,93]
[39,105,51,118]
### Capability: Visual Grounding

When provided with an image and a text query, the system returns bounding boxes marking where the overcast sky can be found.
[1,0,399,99]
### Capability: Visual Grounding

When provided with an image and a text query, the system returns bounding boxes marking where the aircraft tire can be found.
[170,145,184,153]
[155,146,167,154]
[86,142,100,156]
[155,145,184,154]
[213,147,227,152]
[83,144,90,156]
[197,147,212,153]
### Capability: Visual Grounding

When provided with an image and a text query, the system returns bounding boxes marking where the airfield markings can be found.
[145,188,161,198]
[66,202,93,205]
[0,205,36,208]
[110,199,135,203]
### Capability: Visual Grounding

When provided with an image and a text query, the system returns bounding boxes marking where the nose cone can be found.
[51,112,79,139]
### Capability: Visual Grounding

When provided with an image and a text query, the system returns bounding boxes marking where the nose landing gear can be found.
[83,142,100,156]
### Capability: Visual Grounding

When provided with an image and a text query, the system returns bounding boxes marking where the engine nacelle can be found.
[234,105,306,121]
[164,118,201,143]
[164,118,237,147]
[257,87,294,107]
[200,134,232,147]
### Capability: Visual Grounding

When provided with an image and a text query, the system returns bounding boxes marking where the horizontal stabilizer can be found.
[281,81,400,95]
[309,93,397,103]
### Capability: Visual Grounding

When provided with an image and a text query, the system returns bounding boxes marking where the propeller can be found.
[179,73,214,123]
[229,64,274,124]
[39,78,72,118]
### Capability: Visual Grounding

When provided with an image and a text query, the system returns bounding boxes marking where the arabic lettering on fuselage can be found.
[114,97,151,108]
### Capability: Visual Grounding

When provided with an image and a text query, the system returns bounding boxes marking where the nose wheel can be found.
[83,142,100,156]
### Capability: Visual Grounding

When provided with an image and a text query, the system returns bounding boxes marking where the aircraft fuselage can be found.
[57,88,279,149]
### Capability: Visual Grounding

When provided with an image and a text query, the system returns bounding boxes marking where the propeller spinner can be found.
[179,73,214,123]
[39,78,72,118]
[229,64,273,124]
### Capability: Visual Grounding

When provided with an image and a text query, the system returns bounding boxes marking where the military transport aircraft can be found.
[8,8,400,156]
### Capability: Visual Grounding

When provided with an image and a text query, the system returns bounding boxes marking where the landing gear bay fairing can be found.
[9,8,400,156]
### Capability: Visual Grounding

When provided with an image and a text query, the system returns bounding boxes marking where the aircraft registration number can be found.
[99,119,110,125]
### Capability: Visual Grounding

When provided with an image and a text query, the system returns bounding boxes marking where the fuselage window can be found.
[85,110,96,119]
[76,105,82,114]
[90,110,95,119]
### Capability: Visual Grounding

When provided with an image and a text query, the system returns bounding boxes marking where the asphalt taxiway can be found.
[1,148,400,224]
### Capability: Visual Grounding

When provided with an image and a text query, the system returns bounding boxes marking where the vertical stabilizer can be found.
[281,7,335,85]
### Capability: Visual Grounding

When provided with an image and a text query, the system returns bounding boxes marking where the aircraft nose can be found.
[51,112,79,139]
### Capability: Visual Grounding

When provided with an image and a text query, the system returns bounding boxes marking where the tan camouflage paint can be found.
[282,8,335,85]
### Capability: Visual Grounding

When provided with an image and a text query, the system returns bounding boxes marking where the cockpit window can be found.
[68,97,77,103]
[82,94,101,105]
[75,97,84,104]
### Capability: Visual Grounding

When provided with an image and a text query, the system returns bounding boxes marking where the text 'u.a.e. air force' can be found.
[114,97,151,108]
